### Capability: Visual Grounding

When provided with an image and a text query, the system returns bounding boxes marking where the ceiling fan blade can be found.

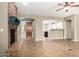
[71,5,79,7]
[69,2,75,5]
[56,7,64,11]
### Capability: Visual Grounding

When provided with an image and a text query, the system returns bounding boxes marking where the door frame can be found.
[20,18,35,40]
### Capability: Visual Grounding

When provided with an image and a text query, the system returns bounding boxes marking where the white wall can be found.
[35,19,43,41]
[73,14,79,41]
[17,13,64,41]
[64,15,74,40]
[0,3,8,55]
[48,30,64,39]
[64,14,79,41]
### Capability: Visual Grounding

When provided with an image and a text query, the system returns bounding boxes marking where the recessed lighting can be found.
[22,2,28,5]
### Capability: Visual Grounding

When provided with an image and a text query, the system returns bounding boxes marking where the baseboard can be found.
[35,37,74,41]
[48,38,64,40]
[72,40,79,42]
[35,38,65,41]
[35,39,43,41]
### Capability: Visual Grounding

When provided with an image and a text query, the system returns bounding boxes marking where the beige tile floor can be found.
[7,39,79,57]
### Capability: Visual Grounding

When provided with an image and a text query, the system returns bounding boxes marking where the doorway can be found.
[20,18,35,40]
[66,20,72,40]
[10,29,16,45]
[25,21,32,39]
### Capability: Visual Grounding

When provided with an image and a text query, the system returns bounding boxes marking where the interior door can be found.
[26,21,32,39]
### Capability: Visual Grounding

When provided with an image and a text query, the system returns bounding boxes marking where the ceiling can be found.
[15,2,79,18]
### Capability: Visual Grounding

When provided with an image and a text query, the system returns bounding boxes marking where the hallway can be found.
[7,39,79,57]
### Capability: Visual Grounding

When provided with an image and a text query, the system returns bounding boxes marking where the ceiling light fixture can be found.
[64,6,70,12]
[64,6,70,10]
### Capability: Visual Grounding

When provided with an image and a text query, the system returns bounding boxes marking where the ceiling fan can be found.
[56,2,79,12]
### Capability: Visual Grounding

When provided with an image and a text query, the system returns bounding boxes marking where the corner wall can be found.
[64,14,79,41]
[64,15,74,40]
[73,14,79,41]
[0,3,8,55]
